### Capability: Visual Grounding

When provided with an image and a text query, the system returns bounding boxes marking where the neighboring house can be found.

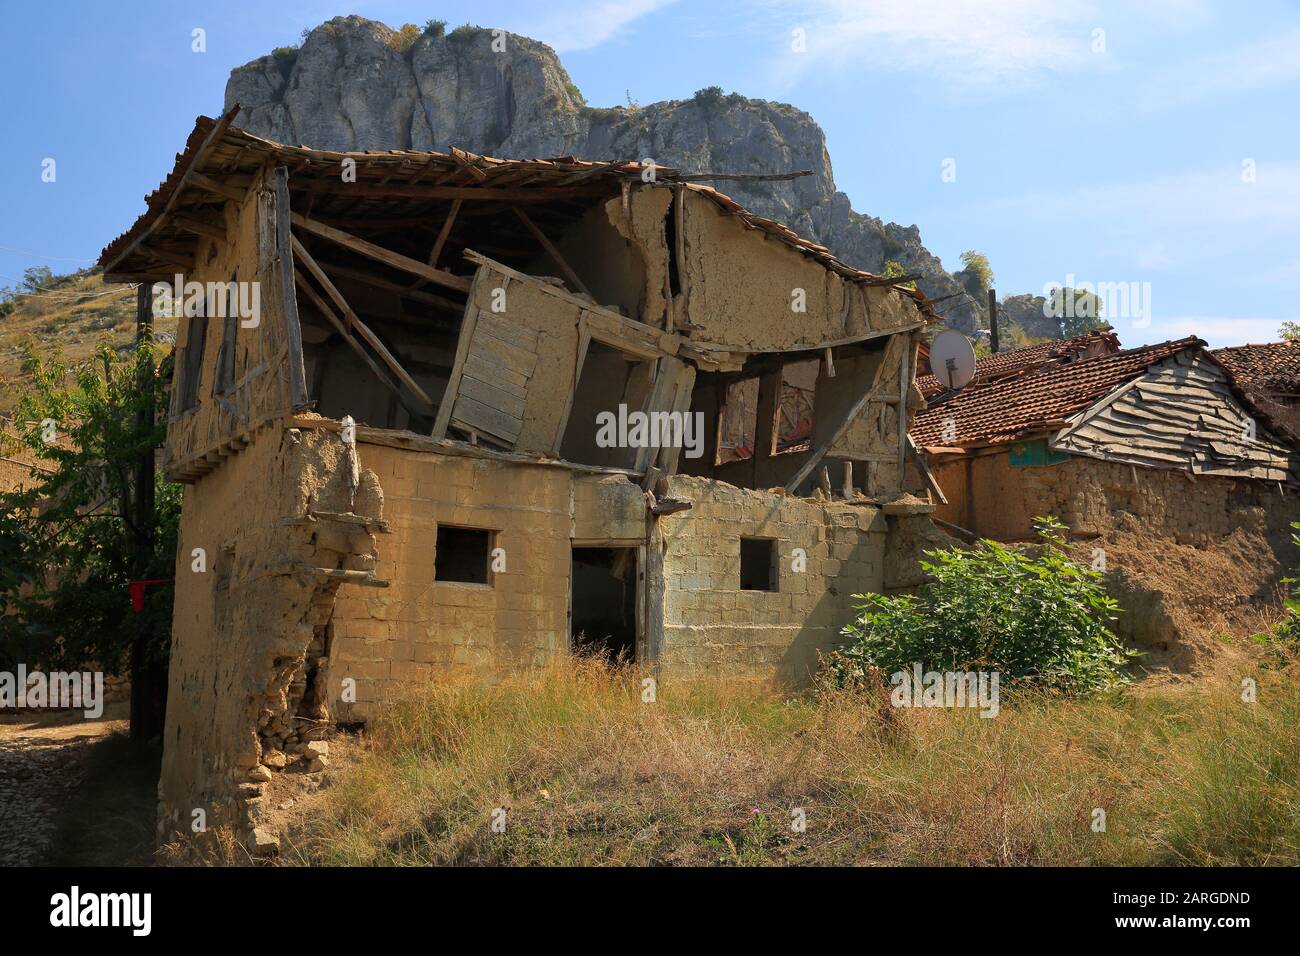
[99,109,941,843]
[911,336,1298,540]
[914,327,1121,401]
[1211,340,1300,439]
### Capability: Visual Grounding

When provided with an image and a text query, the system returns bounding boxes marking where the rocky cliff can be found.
[226,16,983,332]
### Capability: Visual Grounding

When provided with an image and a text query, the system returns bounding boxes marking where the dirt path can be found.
[0,703,128,866]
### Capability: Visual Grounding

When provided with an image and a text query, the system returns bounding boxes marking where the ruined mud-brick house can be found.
[98,109,941,841]
[910,334,1300,671]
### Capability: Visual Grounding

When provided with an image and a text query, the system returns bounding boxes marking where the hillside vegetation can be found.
[0,269,173,415]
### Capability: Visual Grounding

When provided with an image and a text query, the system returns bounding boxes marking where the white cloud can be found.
[756,0,1215,93]
[1139,28,1300,112]
[517,0,678,52]
[770,0,1096,86]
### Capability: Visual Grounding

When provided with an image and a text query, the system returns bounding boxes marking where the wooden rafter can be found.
[511,206,592,298]
[410,199,462,292]
[289,179,607,202]
[291,234,436,414]
[292,272,428,422]
[291,212,472,294]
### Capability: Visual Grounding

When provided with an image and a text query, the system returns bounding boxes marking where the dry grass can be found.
[280,651,1300,866]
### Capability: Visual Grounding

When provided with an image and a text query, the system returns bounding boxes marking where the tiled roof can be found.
[915,328,1120,399]
[1210,341,1300,396]
[910,336,1204,447]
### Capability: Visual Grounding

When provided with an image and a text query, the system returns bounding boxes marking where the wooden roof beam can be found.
[291,212,473,294]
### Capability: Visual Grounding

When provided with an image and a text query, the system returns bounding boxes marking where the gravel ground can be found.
[0,705,128,866]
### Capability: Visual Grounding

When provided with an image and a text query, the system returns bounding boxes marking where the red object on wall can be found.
[129,578,173,612]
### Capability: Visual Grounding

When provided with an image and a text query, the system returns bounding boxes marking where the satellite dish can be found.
[929,330,977,390]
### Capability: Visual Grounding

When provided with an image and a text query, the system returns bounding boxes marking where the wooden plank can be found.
[458,374,527,420]
[452,395,522,443]
[426,199,461,269]
[292,213,473,293]
[172,213,226,241]
[292,179,609,202]
[552,320,591,455]
[473,329,540,376]
[474,310,541,351]
[320,260,467,313]
[512,206,592,298]
[463,352,530,392]
[274,168,310,411]
[655,361,697,479]
[906,435,948,505]
[292,234,435,413]
[432,302,481,439]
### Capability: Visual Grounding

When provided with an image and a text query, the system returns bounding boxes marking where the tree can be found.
[882,259,917,290]
[1045,286,1105,338]
[21,265,54,293]
[0,338,179,738]
[1279,321,1300,342]
[958,250,994,295]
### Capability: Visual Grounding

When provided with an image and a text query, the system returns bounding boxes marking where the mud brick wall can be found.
[329,445,649,718]
[655,475,887,684]
[160,423,378,844]
[932,450,1300,547]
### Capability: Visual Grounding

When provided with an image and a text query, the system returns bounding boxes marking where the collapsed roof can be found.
[97,107,937,326]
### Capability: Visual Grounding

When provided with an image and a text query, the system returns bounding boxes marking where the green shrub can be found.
[424,19,446,38]
[827,517,1131,694]
[448,23,479,42]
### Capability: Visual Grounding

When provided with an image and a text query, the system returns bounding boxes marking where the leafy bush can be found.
[826,517,1131,694]
[1263,522,1300,647]
[448,23,479,42]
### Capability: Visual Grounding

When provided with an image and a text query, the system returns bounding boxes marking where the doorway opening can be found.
[570,546,638,664]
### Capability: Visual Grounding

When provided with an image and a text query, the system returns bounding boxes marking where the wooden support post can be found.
[511,206,592,298]
[291,234,435,413]
[819,466,833,498]
[274,167,310,410]
[842,460,854,498]
[988,287,999,355]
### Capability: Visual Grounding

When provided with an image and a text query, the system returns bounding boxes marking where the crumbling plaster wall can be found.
[159,422,382,844]
[653,475,890,684]
[678,189,914,351]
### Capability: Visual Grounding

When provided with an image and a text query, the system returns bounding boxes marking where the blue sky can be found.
[2,0,1298,348]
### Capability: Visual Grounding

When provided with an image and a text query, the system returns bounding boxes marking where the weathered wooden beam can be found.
[291,236,436,414]
[289,179,608,201]
[189,170,248,203]
[171,213,226,242]
[274,167,310,410]
[291,213,473,294]
[318,260,467,314]
[410,199,463,293]
[293,271,428,422]
[512,206,592,298]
